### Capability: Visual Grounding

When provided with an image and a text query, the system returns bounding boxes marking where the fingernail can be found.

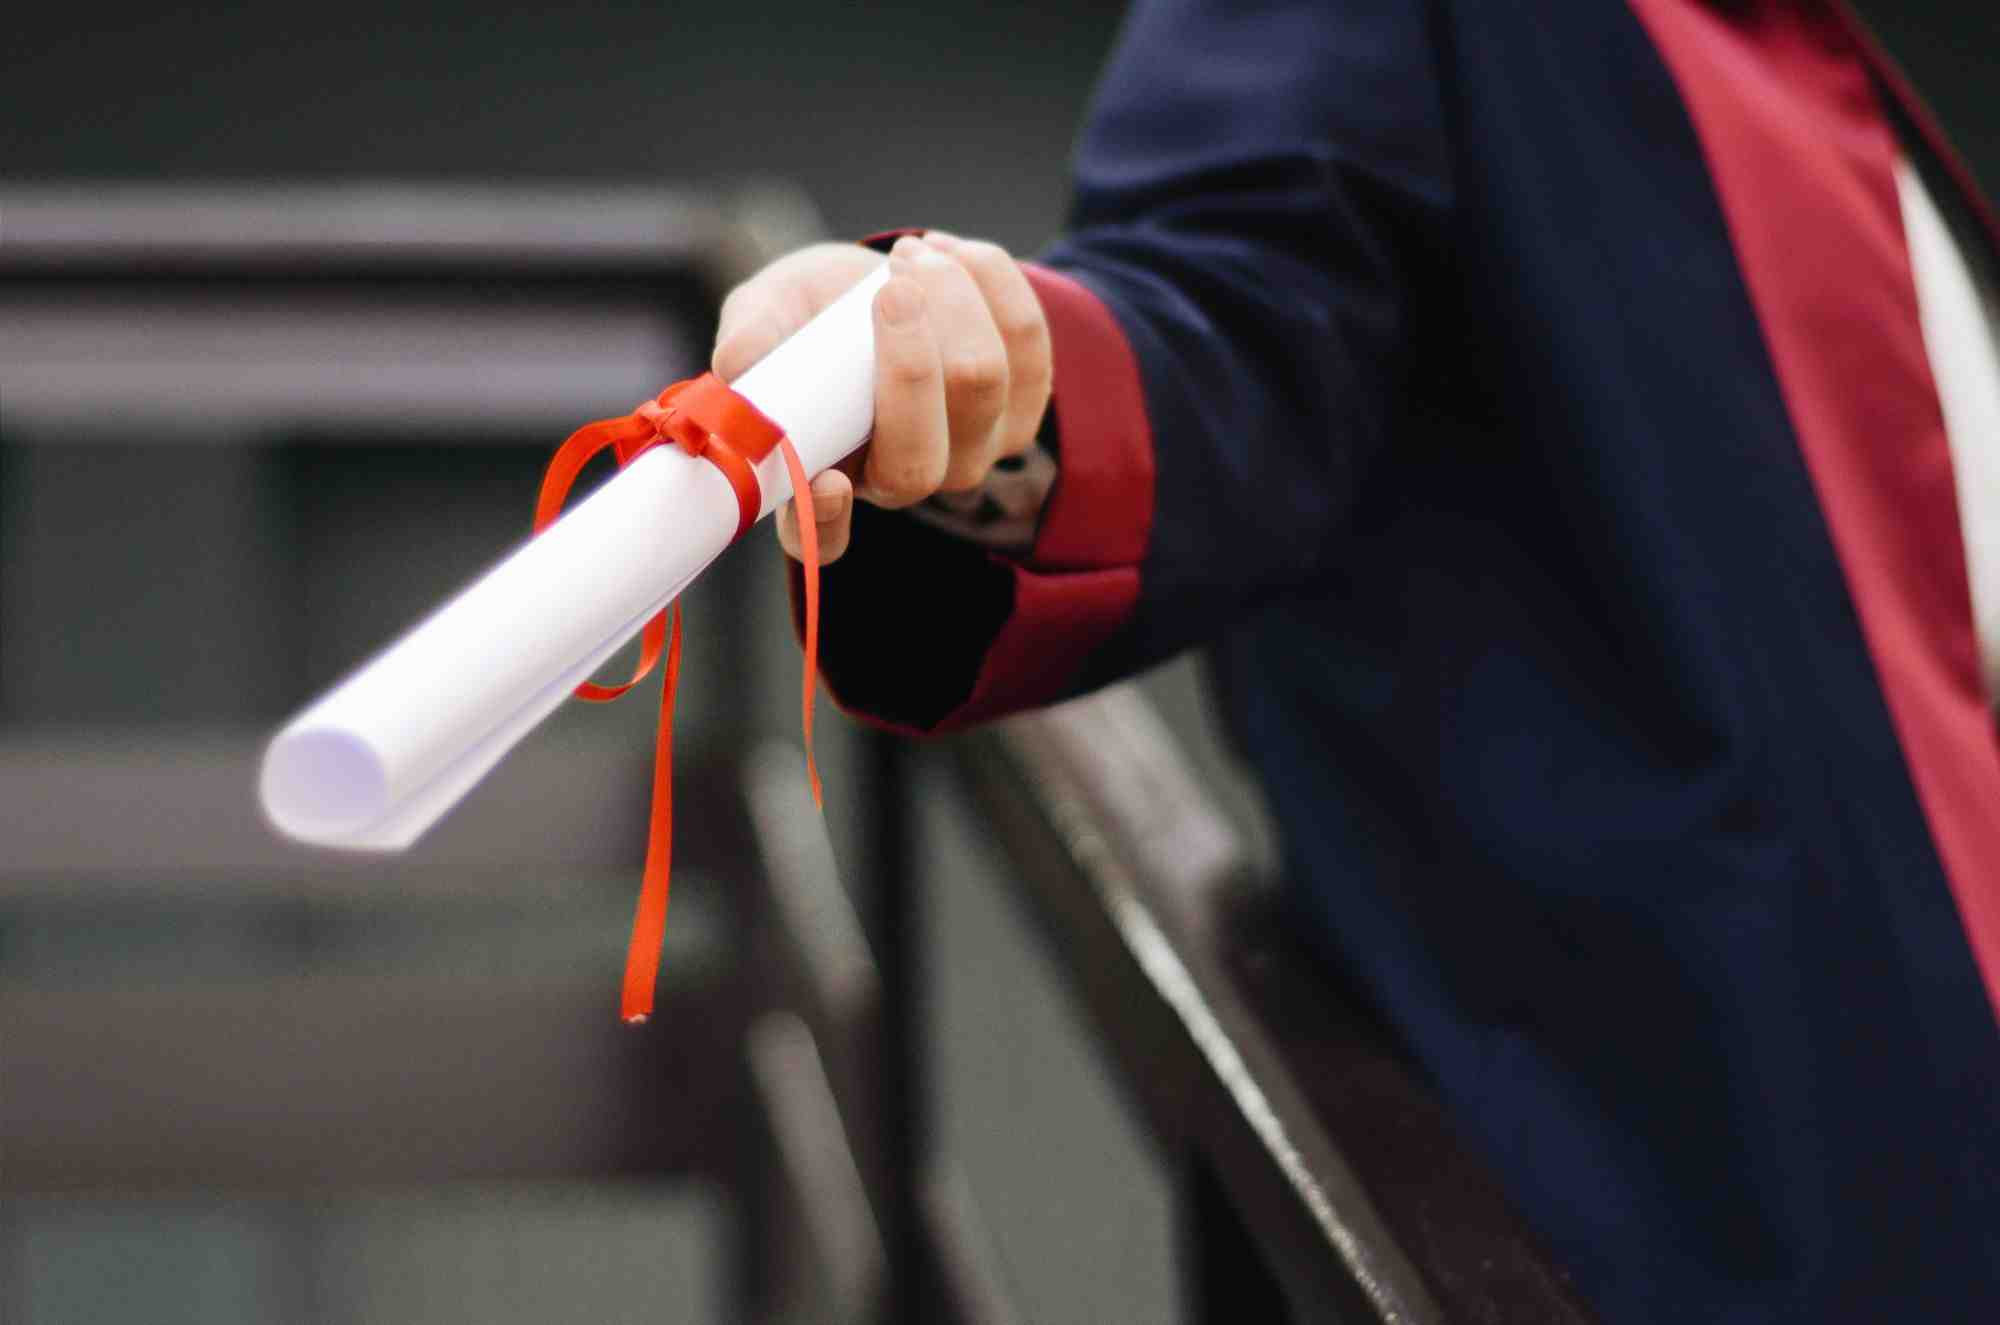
[926,230,961,247]
[891,235,928,260]
[878,278,923,327]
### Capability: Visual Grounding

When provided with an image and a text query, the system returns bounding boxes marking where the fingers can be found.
[926,233,1052,459]
[886,235,1010,491]
[861,262,950,508]
[721,232,1050,568]
[713,242,885,383]
[776,469,854,565]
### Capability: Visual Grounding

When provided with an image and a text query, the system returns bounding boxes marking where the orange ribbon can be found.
[534,371,821,1023]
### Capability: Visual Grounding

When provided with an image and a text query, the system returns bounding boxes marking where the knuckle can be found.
[919,444,953,490]
[867,437,946,503]
[941,436,1003,491]
[720,284,752,326]
[993,298,1047,348]
[945,351,1008,404]
[718,279,778,329]
[956,239,1010,277]
[1015,350,1053,404]
[717,281,751,321]
[712,325,751,365]
[998,413,1043,457]
[805,239,860,264]
[876,459,940,506]
[939,460,993,493]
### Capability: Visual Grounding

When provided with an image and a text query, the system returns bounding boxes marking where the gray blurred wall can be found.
[3,1,1993,244]
[2,0,1132,255]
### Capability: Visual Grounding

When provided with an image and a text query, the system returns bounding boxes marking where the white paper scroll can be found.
[260,265,889,849]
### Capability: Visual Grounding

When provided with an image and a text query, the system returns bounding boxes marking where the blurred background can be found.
[1,2,1994,1323]
[0,4,1181,1323]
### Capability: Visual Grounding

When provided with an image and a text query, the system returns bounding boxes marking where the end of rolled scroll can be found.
[623,1013,650,1026]
[259,725,391,847]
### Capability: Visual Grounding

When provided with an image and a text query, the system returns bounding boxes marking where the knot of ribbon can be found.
[534,371,822,1023]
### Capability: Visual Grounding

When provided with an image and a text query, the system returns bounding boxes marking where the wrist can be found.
[903,412,1060,555]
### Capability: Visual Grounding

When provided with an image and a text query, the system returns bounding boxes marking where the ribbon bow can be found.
[534,371,822,1023]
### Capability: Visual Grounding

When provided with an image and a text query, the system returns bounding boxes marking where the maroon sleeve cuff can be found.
[932,264,1154,728]
[1018,264,1155,573]
[792,260,1156,735]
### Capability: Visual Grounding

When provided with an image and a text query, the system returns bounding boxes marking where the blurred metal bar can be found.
[742,743,880,1034]
[745,1012,887,1323]
[864,730,928,1325]
[920,1164,1023,1325]
[738,742,1023,1325]
[0,182,819,280]
[0,296,689,437]
[0,182,819,439]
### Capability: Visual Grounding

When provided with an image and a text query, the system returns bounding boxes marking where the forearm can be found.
[796,0,1452,731]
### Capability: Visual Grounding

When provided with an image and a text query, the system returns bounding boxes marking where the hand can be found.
[711,233,1053,565]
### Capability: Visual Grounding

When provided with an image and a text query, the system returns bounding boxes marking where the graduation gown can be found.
[810,2,2000,1317]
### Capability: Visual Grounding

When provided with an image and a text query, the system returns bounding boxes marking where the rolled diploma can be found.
[260,265,890,850]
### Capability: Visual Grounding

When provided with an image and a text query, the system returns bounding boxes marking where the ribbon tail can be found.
[575,609,666,704]
[620,602,684,1024]
[539,377,818,1023]
[776,437,823,810]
